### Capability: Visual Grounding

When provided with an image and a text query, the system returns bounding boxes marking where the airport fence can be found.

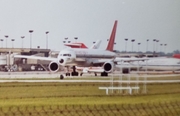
[0,101,179,116]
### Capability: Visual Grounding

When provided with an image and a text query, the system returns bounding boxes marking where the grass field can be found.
[0,75,180,115]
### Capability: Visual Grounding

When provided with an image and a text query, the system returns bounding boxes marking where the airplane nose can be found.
[59,59,64,64]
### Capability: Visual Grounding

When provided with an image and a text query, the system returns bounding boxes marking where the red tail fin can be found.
[106,20,118,51]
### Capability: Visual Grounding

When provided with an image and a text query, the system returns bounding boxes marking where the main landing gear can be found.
[122,68,129,74]
[60,66,79,80]
[65,66,78,76]
[66,73,71,76]
[71,66,78,76]
[100,71,108,76]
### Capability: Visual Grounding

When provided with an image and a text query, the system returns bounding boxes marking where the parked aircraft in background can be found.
[64,40,101,49]
[49,39,102,57]
[117,57,180,72]
[173,54,180,59]
[138,57,180,71]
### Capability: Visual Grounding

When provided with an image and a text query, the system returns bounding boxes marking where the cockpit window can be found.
[63,54,71,57]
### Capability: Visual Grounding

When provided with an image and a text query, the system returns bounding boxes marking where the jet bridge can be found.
[0,48,51,71]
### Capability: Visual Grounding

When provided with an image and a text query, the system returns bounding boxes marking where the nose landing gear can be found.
[60,74,64,79]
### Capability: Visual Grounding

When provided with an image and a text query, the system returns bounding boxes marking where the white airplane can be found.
[14,20,119,79]
[14,20,153,78]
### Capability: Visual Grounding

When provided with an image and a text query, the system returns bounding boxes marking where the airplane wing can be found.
[114,57,149,62]
[14,55,57,61]
[90,57,149,65]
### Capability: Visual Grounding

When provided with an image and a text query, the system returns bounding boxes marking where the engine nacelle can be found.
[48,61,60,72]
[103,61,114,73]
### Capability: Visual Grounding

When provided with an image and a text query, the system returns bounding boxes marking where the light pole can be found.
[5,35,8,48]
[11,39,15,48]
[0,39,3,48]
[138,43,141,52]
[74,37,78,43]
[125,38,128,52]
[29,30,33,49]
[21,36,25,48]
[114,42,116,51]
[146,39,149,53]
[63,38,68,48]
[153,39,156,53]
[164,44,167,54]
[131,39,135,52]
[156,40,159,53]
[64,37,68,43]
[160,44,163,53]
[45,31,49,49]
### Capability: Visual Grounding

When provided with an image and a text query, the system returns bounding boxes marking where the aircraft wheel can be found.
[60,75,64,80]
[122,68,129,74]
[72,72,78,76]
[66,73,70,76]
[94,73,97,76]
[71,72,74,76]
[101,72,104,76]
[80,73,83,76]
[76,72,79,76]
[101,72,108,77]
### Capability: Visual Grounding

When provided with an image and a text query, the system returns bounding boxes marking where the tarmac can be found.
[0,79,180,83]
[0,71,180,83]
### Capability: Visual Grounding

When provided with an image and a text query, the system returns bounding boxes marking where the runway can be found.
[0,71,180,83]
[0,71,180,78]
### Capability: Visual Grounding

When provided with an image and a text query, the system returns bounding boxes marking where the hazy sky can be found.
[0,0,179,53]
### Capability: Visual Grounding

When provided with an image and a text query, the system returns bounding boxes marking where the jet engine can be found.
[103,61,114,73]
[48,61,60,72]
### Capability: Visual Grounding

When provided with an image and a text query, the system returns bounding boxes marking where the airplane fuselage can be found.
[58,48,116,66]
[72,48,116,58]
